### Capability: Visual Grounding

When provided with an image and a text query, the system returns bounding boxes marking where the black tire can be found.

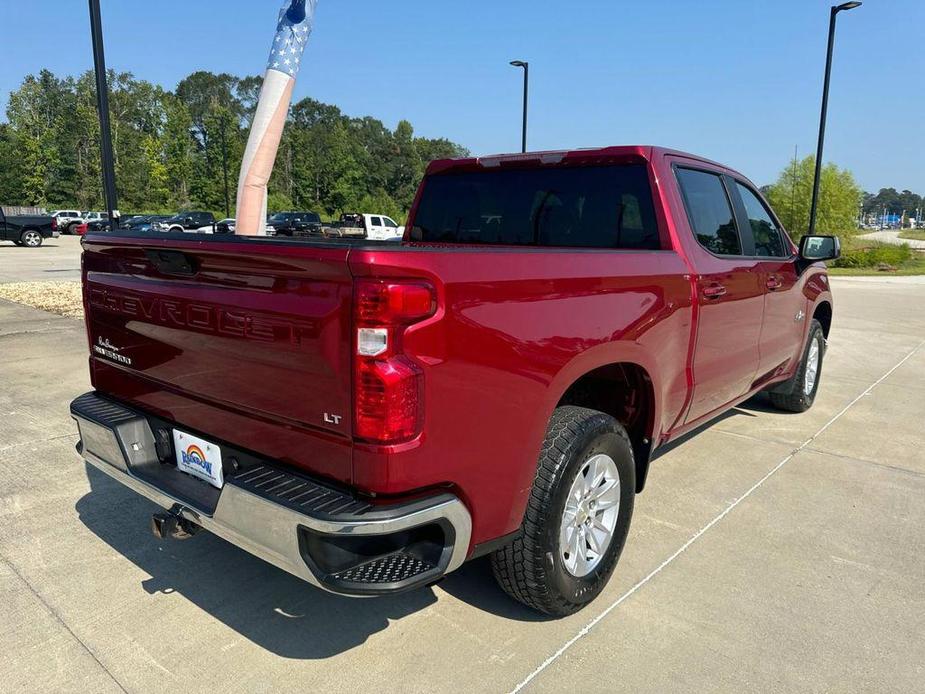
[65,222,79,235]
[769,319,825,413]
[20,229,43,247]
[491,406,635,616]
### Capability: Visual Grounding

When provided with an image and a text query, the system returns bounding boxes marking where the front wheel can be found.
[20,230,43,247]
[769,319,825,413]
[491,406,635,616]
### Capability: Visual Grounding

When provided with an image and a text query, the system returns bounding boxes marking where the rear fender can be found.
[547,342,663,490]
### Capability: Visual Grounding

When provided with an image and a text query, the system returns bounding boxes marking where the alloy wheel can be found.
[559,453,621,577]
[804,337,820,396]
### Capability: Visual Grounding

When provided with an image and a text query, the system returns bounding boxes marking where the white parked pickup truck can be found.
[322,213,404,241]
[366,214,404,241]
[50,210,84,234]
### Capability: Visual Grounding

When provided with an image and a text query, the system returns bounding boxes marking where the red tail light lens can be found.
[355,357,423,443]
[356,281,435,326]
[51,218,58,231]
[353,280,436,445]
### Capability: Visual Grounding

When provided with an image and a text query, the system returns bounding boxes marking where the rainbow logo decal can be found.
[181,444,212,475]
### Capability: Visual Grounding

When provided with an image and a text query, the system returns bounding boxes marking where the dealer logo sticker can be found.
[93,336,132,366]
[181,444,213,476]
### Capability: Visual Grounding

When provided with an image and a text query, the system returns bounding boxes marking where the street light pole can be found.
[510,60,529,153]
[88,0,118,224]
[807,1,861,235]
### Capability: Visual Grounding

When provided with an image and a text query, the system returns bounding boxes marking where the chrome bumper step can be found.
[70,391,472,596]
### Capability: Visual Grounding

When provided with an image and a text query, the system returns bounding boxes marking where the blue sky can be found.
[1,0,922,192]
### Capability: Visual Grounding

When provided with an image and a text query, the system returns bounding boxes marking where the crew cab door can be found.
[367,216,385,239]
[674,167,765,423]
[731,181,806,382]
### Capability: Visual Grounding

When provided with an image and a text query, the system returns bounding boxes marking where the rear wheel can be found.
[769,319,825,413]
[491,406,635,616]
[20,230,43,247]
[66,222,79,235]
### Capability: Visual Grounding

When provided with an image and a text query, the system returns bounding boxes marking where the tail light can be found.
[354,280,436,444]
[51,218,58,231]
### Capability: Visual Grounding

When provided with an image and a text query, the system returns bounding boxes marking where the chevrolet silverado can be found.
[70,146,838,616]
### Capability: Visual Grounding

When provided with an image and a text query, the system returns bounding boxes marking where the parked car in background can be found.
[137,215,171,233]
[320,213,403,240]
[118,215,147,229]
[266,211,323,237]
[365,214,403,241]
[86,214,112,232]
[71,145,839,616]
[50,209,84,234]
[119,215,168,232]
[1,208,58,247]
[320,212,366,238]
[214,219,278,235]
[215,218,236,234]
[154,211,216,233]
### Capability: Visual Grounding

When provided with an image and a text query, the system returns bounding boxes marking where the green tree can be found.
[5,70,74,205]
[73,72,104,209]
[0,124,25,203]
[766,156,862,238]
[175,71,243,142]
[0,68,468,220]
[162,96,195,210]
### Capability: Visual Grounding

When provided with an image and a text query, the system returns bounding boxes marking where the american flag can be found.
[267,3,314,78]
[236,1,318,236]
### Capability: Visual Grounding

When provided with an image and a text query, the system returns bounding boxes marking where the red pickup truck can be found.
[70,146,838,616]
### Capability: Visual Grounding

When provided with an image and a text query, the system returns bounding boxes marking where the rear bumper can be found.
[70,392,471,596]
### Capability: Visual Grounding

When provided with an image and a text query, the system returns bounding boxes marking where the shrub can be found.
[832,242,912,268]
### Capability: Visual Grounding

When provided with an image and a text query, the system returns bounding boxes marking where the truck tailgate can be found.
[81,235,355,483]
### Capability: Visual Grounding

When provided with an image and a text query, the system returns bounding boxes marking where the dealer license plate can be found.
[173,429,224,489]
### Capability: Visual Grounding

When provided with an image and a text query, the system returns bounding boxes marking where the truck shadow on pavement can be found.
[76,464,545,659]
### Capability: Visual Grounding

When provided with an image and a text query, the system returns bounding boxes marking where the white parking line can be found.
[511,339,925,693]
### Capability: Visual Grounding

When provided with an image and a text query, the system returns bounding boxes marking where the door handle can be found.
[702,284,727,299]
[766,276,783,291]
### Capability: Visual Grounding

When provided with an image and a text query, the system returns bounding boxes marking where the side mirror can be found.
[799,235,840,262]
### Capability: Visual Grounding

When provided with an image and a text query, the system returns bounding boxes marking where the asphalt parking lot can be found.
[1,244,923,692]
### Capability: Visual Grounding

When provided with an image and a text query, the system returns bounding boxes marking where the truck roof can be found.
[425,145,741,178]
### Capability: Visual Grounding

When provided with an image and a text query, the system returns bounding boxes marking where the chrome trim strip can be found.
[76,415,472,593]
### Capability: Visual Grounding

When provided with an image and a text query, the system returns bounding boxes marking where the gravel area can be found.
[0,280,83,318]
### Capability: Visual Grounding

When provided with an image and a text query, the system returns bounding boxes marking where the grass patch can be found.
[898,230,925,242]
[0,280,83,317]
[828,257,925,276]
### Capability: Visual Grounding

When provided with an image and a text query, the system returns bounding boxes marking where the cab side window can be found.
[676,168,742,256]
[736,183,787,258]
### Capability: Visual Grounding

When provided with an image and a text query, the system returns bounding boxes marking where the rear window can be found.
[409,164,660,249]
